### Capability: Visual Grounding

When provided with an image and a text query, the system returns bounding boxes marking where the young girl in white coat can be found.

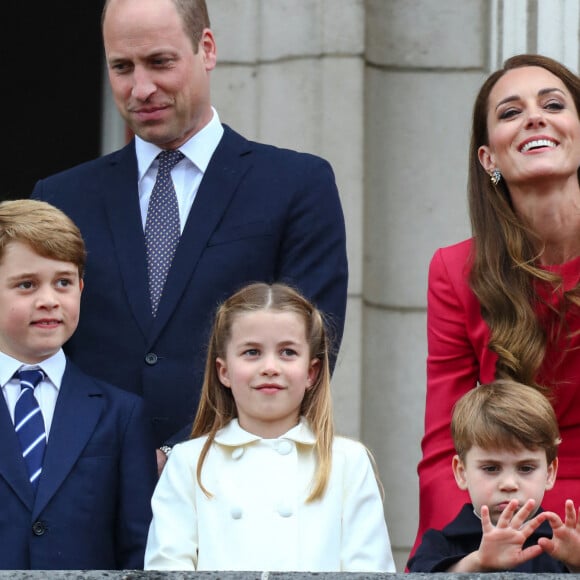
[144,282,395,572]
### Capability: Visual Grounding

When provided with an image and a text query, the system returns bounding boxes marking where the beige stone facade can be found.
[101,0,580,571]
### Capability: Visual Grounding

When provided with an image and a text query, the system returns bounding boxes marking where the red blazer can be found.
[412,238,580,556]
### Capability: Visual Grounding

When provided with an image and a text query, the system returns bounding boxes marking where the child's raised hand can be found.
[475,499,545,571]
[538,499,580,572]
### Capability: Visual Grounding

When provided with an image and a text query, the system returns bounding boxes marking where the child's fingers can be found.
[564,499,578,528]
[541,510,564,532]
[520,510,548,537]
[520,544,545,561]
[480,505,493,532]
[495,498,519,528]
[537,536,556,556]
[510,498,535,528]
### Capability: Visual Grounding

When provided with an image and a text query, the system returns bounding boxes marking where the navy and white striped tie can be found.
[14,368,47,490]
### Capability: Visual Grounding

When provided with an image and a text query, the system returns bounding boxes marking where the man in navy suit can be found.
[0,199,156,569]
[32,0,348,472]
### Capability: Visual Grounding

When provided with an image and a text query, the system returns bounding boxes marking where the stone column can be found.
[211,0,367,439]
[363,0,486,568]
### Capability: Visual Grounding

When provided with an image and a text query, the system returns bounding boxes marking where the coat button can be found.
[145,352,158,365]
[277,440,293,455]
[230,506,243,519]
[32,521,47,536]
[231,447,244,460]
[277,503,293,518]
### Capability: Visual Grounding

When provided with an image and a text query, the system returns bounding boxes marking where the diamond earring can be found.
[490,169,502,186]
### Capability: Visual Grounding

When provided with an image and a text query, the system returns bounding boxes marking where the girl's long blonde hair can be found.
[191,282,334,502]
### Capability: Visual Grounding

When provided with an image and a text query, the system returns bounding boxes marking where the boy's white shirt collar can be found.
[136,107,224,179]
[0,348,66,389]
[214,417,317,447]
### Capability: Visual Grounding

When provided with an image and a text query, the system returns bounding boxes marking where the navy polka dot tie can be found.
[14,368,47,491]
[145,150,184,316]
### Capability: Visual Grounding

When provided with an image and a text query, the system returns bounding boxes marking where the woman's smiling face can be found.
[478,66,580,188]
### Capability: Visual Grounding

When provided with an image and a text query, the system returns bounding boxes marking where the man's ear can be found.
[215,357,231,388]
[199,28,217,72]
[452,454,468,490]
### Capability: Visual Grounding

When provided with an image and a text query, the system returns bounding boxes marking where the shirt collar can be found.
[214,417,317,447]
[135,107,224,179]
[0,349,66,389]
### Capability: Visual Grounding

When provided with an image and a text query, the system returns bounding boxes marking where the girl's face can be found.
[478,66,580,189]
[216,309,320,438]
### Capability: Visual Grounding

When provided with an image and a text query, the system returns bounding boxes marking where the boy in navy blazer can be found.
[0,199,157,570]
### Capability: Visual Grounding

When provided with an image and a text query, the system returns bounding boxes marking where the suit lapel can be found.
[150,126,253,339]
[33,362,103,518]
[102,142,153,338]
[0,396,35,509]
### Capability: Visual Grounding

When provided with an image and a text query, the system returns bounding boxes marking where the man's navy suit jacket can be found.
[0,360,157,569]
[32,125,348,446]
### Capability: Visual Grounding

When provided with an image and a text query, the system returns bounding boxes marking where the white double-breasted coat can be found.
[145,419,395,571]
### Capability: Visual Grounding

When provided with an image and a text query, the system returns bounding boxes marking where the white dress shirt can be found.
[0,349,66,437]
[145,418,396,572]
[136,107,224,232]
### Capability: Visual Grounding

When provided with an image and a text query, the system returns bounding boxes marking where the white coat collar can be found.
[214,417,317,447]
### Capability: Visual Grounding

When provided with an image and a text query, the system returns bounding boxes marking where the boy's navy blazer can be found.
[0,359,157,570]
[32,125,348,446]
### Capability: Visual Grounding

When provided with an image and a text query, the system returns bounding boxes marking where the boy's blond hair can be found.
[451,380,561,463]
[0,200,86,276]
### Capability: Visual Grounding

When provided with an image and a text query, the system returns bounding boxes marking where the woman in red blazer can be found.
[412,53,580,557]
